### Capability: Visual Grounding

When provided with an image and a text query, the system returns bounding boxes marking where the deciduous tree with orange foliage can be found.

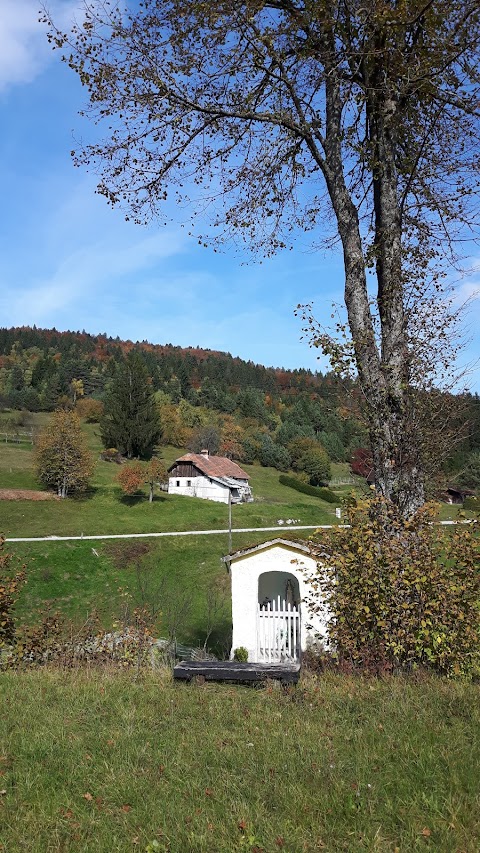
[117,458,168,502]
[116,462,144,496]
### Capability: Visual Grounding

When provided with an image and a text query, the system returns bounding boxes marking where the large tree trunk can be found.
[321,41,425,516]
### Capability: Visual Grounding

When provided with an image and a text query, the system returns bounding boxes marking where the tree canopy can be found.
[47,1,480,513]
[35,409,94,498]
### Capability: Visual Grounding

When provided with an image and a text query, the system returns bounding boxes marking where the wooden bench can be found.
[173,660,301,685]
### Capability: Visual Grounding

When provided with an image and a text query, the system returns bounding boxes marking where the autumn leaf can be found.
[82,792,93,802]
[61,808,74,820]
[121,803,132,812]
[421,827,432,837]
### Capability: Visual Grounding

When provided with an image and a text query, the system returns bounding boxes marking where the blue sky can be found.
[1,0,479,389]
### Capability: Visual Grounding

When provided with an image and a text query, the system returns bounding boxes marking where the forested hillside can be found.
[1,326,479,488]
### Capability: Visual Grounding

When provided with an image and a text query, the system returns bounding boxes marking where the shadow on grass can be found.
[71,487,99,501]
[119,493,168,506]
[119,493,145,506]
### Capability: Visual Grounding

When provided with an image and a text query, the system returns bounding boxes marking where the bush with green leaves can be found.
[297,446,331,486]
[279,475,339,503]
[307,497,480,677]
[233,646,248,662]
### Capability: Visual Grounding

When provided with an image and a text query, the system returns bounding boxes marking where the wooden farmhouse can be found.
[167,450,253,504]
[223,539,329,663]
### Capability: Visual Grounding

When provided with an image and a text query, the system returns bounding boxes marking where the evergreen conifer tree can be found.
[101,351,161,458]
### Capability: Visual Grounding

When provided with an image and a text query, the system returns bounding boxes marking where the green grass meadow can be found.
[0,669,479,853]
[0,415,339,640]
[0,412,471,641]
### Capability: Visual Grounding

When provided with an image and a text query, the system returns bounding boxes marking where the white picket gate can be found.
[257,596,301,663]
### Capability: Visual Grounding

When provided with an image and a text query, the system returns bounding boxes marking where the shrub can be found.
[296,447,331,486]
[76,397,104,422]
[9,608,155,671]
[0,537,26,650]
[463,496,479,512]
[233,646,248,662]
[101,448,123,463]
[116,462,144,495]
[279,475,339,503]
[307,497,480,678]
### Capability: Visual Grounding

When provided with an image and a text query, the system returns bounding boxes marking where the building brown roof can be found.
[169,452,250,480]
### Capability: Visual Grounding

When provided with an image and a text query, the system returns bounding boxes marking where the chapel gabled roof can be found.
[222,538,312,564]
[168,452,250,480]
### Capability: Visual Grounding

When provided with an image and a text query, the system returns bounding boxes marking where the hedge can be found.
[279,475,339,503]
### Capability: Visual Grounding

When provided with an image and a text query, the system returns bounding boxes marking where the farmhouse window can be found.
[176,480,180,487]
[187,480,191,486]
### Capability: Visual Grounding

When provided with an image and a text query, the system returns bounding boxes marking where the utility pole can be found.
[228,489,232,554]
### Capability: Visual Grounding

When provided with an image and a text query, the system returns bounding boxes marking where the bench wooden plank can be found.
[173,660,301,684]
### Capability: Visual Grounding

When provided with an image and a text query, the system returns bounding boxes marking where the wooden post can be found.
[228,488,232,554]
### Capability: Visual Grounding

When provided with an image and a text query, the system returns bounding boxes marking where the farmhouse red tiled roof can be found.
[171,453,250,480]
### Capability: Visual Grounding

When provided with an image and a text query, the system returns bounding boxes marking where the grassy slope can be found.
[0,669,478,853]
[0,427,341,537]
[0,413,469,640]
[0,416,337,639]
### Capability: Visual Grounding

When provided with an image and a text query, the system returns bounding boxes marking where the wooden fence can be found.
[2,431,34,445]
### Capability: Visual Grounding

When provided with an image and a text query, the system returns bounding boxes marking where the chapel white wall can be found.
[230,544,329,662]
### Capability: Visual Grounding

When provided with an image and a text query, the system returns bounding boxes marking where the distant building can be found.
[167,450,253,504]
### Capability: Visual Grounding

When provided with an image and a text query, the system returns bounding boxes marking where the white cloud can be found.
[0,0,80,92]
[0,155,195,332]
[0,225,188,325]
[454,273,480,305]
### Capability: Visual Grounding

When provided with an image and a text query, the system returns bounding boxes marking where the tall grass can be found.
[0,669,478,852]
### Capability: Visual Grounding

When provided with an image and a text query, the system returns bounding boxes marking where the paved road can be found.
[4,519,472,543]
[5,524,331,543]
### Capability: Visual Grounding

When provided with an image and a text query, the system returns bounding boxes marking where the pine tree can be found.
[101,352,161,458]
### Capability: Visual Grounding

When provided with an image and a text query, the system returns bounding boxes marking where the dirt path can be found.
[0,489,59,501]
